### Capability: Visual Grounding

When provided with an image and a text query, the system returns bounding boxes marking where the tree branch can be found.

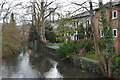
[44,7,57,19]
[72,2,90,13]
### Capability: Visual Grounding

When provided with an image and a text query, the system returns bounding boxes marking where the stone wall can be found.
[73,57,102,74]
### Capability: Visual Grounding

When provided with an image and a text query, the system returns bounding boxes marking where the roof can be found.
[72,11,90,19]
[95,1,120,10]
[105,1,120,6]
[72,1,120,19]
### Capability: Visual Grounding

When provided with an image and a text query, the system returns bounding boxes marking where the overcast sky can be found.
[19,0,109,14]
[0,0,119,25]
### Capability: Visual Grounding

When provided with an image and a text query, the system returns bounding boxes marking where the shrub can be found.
[2,22,21,57]
[98,38,106,51]
[113,55,120,78]
[73,39,95,53]
[56,39,94,60]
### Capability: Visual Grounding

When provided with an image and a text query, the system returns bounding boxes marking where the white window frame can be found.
[112,10,117,19]
[86,20,89,26]
[74,35,78,40]
[113,29,117,37]
[86,19,91,26]
[100,30,104,37]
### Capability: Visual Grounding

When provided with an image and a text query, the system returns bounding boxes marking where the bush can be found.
[2,22,21,57]
[113,55,120,78]
[73,39,95,53]
[56,39,94,60]
[45,26,56,43]
[98,38,106,51]
[56,42,80,58]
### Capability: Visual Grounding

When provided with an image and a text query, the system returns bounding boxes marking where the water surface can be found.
[2,51,103,78]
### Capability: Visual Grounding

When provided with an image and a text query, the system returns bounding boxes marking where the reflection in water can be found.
[12,53,40,78]
[2,52,103,78]
[44,59,63,78]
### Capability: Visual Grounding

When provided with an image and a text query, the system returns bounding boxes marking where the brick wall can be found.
[94,5,120,53]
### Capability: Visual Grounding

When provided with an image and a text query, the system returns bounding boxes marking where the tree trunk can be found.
[89,0,105,74]
[42,27,47,42]
[108,0,113,77]
[98,0,114,77]
[103,55,109,76]
[38,22,46,43]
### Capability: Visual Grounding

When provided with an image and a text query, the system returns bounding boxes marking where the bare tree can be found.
[89,0,105,74]
[0,0,22,24]
[32,0,59,43]
[76,0,114,77]
[0,0,23,42]
[71,0,105,74]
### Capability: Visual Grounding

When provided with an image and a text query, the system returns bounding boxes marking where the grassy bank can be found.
[46,42,64,46]
[83,53,98,60]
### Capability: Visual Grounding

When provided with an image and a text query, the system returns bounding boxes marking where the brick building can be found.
[94,2,120,53]
[71,2,120,53]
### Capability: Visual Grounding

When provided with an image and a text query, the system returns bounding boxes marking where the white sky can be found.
[21,0,109,14]
[0,0,119,25]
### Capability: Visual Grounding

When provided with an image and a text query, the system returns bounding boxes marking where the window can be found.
[100,29,117,37]
[86,20,91,26]
[100,30,104,37]
[74,35,78,40]
[86,20,89,25]
[113,29,117,37]
[112,10,117,19]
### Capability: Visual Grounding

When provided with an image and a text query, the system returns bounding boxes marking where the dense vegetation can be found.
[2,14,21,57]
[56,39,94,60]
[28,25,39,50]
[45,24,56,43]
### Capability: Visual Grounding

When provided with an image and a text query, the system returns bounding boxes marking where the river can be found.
[1,51,103,78]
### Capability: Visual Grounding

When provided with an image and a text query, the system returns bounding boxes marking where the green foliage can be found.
[86,25,93,38]
[114,56,120,68]
[45,25,56,43]
[56,36,66,43]
[46,42,63,46]
[98,38,106,51]
[99,1,114,54]
[28,25,38,42]
[113,56,120,77]
[74,39,95,53]
[56,39,94,60]
[55,25,75,43]
[98,1,115,77]
[28,25,39,49]
[56,42,80,59]
[77,24,85,39]
[55,18,78,43]
[77,24,92,39]
[2,16,21,57]
[83,53,98,60]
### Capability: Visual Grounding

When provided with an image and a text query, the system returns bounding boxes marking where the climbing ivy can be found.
[99,0,114,77]
[99,1,114,56]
